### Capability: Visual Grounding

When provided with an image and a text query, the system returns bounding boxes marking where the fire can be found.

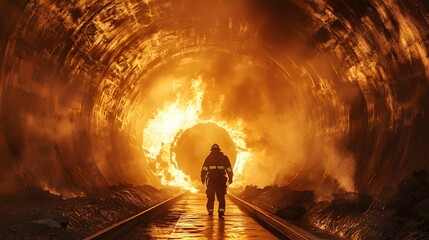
[142,76,249,192]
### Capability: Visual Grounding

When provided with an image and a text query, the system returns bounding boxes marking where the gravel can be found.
[0,184,176,240]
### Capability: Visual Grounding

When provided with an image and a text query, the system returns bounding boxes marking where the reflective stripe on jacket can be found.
[201,150,233,181]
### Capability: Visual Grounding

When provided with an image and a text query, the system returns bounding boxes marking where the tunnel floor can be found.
[120,193,278,239]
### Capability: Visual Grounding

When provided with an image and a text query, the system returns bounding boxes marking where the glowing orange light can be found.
[141,77,250,192]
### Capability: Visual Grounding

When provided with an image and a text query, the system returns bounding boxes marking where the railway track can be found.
[83,194,186,240]
[84,193,337,240]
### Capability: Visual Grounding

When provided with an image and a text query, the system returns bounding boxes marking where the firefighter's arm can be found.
[201,167,208,185]
[225,156,233,184]
[201,159,209,185]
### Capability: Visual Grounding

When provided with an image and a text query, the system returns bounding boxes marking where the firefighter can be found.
[200,143,233,217]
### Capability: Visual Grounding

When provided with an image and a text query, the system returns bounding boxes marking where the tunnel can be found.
[1,0,428,195]
[0,0,429,238]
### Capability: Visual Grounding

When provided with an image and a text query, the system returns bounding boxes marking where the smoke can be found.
[172,39,356,192]
[181,0,358,192]
[174,123,237,181]
[0,0,356,195]
[0,0,428,196]
[217,81,356,192]
[242,0,315,57]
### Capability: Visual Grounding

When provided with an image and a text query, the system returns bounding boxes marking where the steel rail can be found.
[228,194,322,240]
[84,192,326,240]
[83,193,186,240]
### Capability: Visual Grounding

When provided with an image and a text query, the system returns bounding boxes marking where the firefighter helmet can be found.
[211,143,220,151]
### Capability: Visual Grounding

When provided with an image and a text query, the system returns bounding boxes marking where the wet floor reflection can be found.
[123,194,278,239]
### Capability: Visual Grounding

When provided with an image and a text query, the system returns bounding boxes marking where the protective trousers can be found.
[206,176,227,213]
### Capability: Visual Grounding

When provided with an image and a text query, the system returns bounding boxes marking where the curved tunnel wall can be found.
[0,0,428,195]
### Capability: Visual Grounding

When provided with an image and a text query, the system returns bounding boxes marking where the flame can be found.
[142,76,249,192]
[41,183,85,199]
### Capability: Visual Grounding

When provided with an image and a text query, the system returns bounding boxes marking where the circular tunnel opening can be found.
[174,123,237,181]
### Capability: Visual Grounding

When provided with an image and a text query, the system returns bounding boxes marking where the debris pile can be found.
[238,170,429,239]
[0,184,175,239]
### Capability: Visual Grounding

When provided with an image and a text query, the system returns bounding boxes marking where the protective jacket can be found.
[200,150,233,183]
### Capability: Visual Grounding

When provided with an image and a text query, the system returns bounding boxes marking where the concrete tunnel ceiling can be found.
[0,0,429,195]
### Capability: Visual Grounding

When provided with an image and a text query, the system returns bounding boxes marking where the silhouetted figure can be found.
[201,144,233,217]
